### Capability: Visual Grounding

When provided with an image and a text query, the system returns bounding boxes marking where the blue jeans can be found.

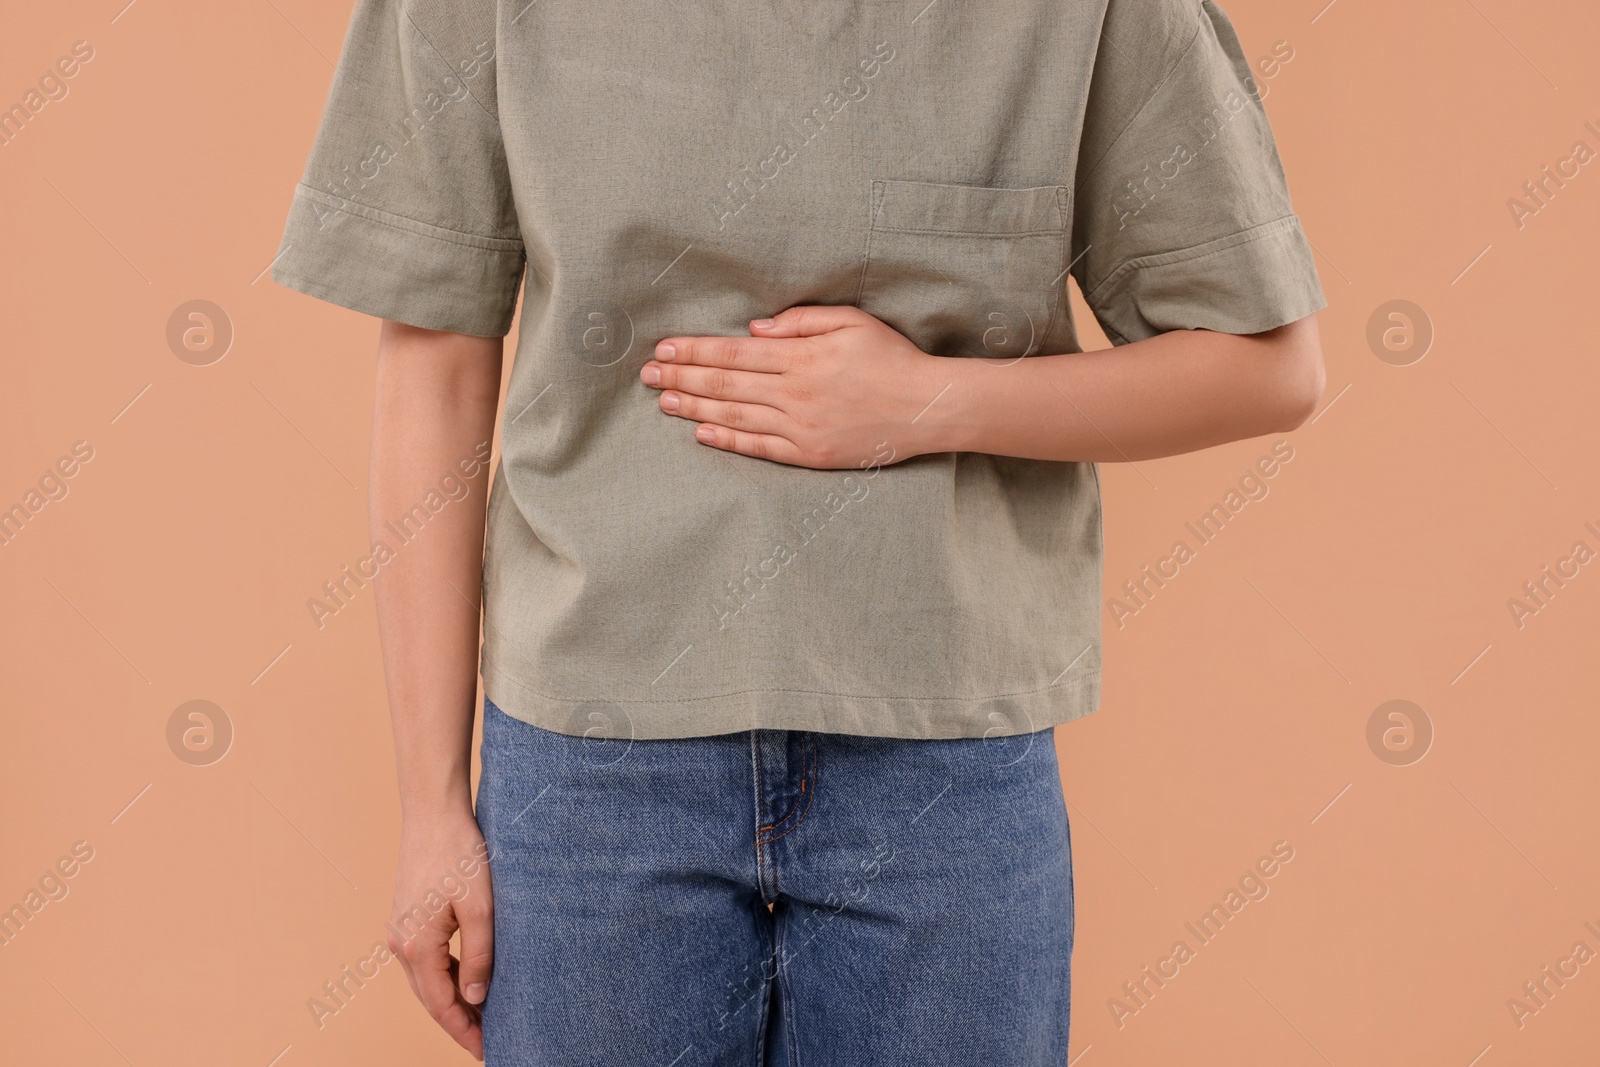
[476,697,1074,1065]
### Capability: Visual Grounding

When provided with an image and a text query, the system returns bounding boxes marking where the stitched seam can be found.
[1036,184,1073,352]
[776,908,801,1067]
[758,783,812,844]
[755,735,819,844]
[853,180,881,307]
[294,184,524,251]
[1075,15,1207,190]
[399,7,501,125]
[754,733,768,829]
[757,738,804,833]
[754,993,769,1067]
[752,732,772,902]
[482,662,1099,709]
[868,181,1066,237]
[1084,215,1301,304]
[802,733,819,833]
[753,905,776,1067]
[870,225,1067,238]
[758,736,810,832]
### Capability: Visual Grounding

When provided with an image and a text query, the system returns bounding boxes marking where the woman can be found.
[273,0,1325,1062]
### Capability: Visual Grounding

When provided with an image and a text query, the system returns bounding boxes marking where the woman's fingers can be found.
[748,305,873,338]
[657,389,790,435]
[387,819,492,1058]
[455,876,495,1007]
[398,919,484,1058]
[640,360,778,403]
[653,332,808,372]
[693,423,812,466]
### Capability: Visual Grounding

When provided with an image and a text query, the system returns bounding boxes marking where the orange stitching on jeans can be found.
[752,732,776,902]
[758,754,803,834]
[753,732,768,832]
[756,735,818,845]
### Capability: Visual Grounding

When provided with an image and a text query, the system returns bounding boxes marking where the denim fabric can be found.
[476,696,1074,1066]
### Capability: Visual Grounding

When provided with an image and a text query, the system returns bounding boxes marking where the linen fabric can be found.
[273,0,1327,739]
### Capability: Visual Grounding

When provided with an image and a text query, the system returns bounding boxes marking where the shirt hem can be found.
[1084,214,1328,346]
[480,662,1102,741]
[270,185,526,338]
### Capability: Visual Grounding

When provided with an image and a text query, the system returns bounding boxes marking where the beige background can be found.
[3,0,1598,1064]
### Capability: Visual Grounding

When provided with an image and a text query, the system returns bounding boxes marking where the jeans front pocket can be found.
[854,179,1070,360]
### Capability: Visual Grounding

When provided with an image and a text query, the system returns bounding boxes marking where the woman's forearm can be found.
[370,321,504,820]
[920,316,1326,463]
[640,307,1325,470]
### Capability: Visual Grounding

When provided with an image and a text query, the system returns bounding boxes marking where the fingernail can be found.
[696,425,715,443]
[641,364,661,385]
[656,342,676,361]
[751,318,774,329]
[465,982,487,1003]
[661,392,679,412]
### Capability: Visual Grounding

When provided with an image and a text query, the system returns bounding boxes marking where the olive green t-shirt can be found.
[273,0,1326,740]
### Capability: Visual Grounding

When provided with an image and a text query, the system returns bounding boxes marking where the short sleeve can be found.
[271,0,524,338]
[1071,0,1325,346]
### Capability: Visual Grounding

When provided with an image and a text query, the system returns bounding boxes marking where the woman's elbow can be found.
[1268,315,1326,432]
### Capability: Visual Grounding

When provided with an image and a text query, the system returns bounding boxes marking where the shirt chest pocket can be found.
[853,179,1071,360]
